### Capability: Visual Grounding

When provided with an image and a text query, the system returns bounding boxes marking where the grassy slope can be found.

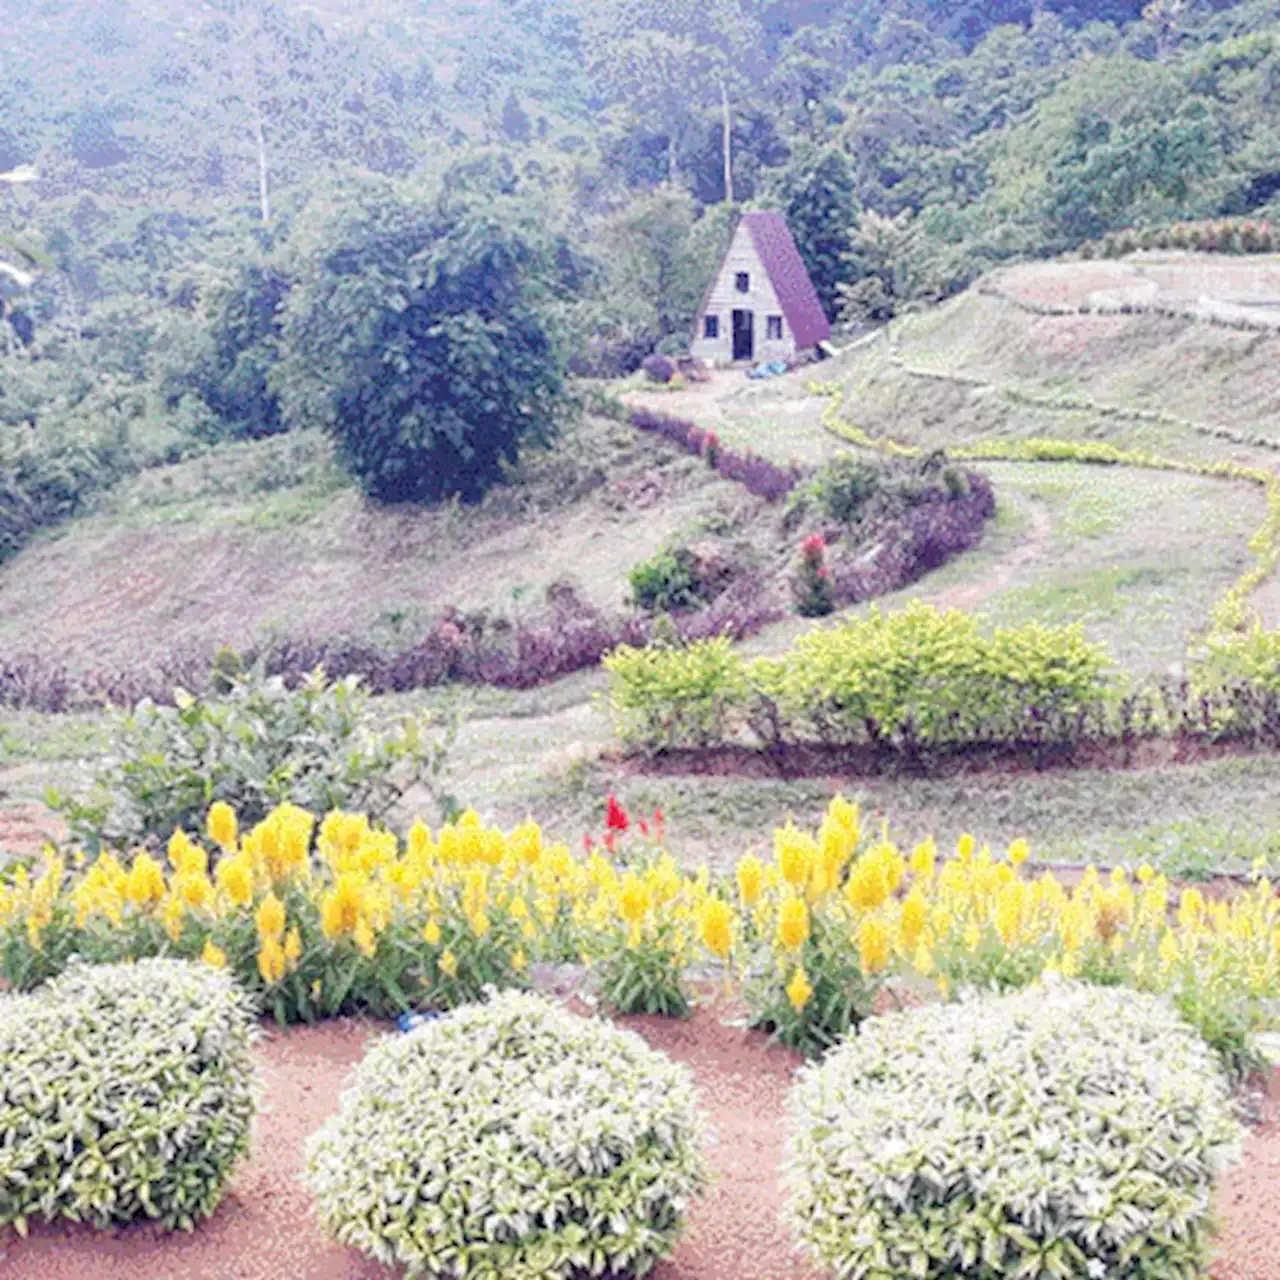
[8,259,1280,877]
[0,417,748,672]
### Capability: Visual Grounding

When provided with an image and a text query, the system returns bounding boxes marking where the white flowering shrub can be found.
[0,959,258,1234]
[306,990,709,1280]
[786,983,1244,1280]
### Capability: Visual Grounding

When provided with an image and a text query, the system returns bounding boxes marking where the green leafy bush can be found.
[50,665,458,853]
[1192,622,1280,694]
[274,176,571,504]
[305,990,708,1280]
[628,547,705,613]
[602,636,749,752]
[0,959,258,1234]
[628,542,738,614]
[786,983,1243,1280]
[751,602,1112,747]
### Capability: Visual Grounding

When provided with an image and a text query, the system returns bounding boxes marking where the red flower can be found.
[604,830,617,854]
[583,834,594,853]
[654,807,665,840]
[801,533,826,557]
[606,794,630,833]
[639,818,650,837]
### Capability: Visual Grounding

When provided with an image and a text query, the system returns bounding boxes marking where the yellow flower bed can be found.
[0,797,1275,1071]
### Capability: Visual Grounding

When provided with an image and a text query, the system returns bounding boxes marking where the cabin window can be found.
[766,315,784,340]
[735,271,750,293]
[704,314,719,339]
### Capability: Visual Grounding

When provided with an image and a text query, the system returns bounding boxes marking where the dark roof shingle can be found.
[741,210,831,349]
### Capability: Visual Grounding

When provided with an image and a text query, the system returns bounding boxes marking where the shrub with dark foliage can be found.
[275,176,572,504]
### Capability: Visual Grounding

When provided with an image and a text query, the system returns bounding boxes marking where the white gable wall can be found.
[690,222,796,366]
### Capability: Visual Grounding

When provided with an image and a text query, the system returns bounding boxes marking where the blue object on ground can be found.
[748,359,789,380]
[397,1011,443,1033]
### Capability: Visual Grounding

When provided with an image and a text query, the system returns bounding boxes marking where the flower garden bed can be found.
[1,796,1277,1277]
[0,995,1275,1280]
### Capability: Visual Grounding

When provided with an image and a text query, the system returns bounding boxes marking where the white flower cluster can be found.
[785,983,1243,1280]
[305,990,709,1279]
[0,958,259,1234]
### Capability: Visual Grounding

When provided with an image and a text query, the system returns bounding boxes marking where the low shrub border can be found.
[810,379,1280,638]
[603,602,1280,770]
[628,407,803,502]
[2,796,1275,1075]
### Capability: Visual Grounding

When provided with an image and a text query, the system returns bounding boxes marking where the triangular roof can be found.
[699,210,831,349]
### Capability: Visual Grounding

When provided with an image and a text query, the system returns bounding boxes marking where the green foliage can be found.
[0,959,258,1234]
[1193,622,1280,694]
[305,990,709,1280]
[785,983,1244,1280]
[765,145,858,317]
[629,547,704,612]
[752,602,1113,747]
[48,666,458,853]
[602,636,750,752]
[274,175,571,504]
[155,254,288,443]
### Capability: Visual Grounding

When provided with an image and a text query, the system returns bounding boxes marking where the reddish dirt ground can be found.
[0,1005,1276,1280]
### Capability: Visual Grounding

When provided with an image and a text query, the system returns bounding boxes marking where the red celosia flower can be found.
[801,533,826,557]
[606,794,630,832]
[583,834,594,853]
[639,818,650,837]
[654,808,665,840]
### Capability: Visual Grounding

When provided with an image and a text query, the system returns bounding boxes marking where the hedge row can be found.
[603,602,1280,758]
[1089,218,1278,257]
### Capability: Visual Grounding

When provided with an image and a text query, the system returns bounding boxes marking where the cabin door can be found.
[732,309,754,361]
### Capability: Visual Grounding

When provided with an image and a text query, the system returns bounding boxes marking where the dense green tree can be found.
[273,177,570,504]
[763,145,859,315]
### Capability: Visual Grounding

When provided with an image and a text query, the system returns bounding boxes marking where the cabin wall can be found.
[690,223,796,366]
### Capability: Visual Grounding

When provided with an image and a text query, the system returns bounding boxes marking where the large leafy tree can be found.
[273,176,570,504]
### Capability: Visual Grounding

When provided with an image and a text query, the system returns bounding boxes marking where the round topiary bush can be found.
[305,990,709,1279]
[0,958,258,1233]
[785,982,1243,1280]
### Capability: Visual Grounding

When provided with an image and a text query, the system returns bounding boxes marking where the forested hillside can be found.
[4,0,1280,563]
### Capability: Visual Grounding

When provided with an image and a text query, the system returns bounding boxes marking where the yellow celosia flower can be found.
[207,802,238,851]
[956,833,976,864]
[776,896,809,953]
[912,941,935,976]
[216,855,254,908]
[908,838,936,883]
[439,948,459,978]
[775,824,816,888]
[1158,930,1179,969]
[423,918,442,947]
[785,964,813,1012]
[257,934,286,984]
[161,893,184,942]
[256,892,286,941]
[283,926,302,968]
[1008,839,1029,869]
[200,940,227,969]
[407,819,433,861]
[900,889,928,950]
[125,852,166,907]
[177,871,214,912]
[844,856,888,912]
[858,917,891,974]
[698,898,734,960]
[735,855,764,907]
[353,916,377,959]
[1137,862,1155,884]
[618,873,651,925]
[512,948,527,973]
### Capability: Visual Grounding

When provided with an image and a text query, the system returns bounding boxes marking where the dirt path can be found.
[0,1007,1274,1280]
[929,497,1052,613]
